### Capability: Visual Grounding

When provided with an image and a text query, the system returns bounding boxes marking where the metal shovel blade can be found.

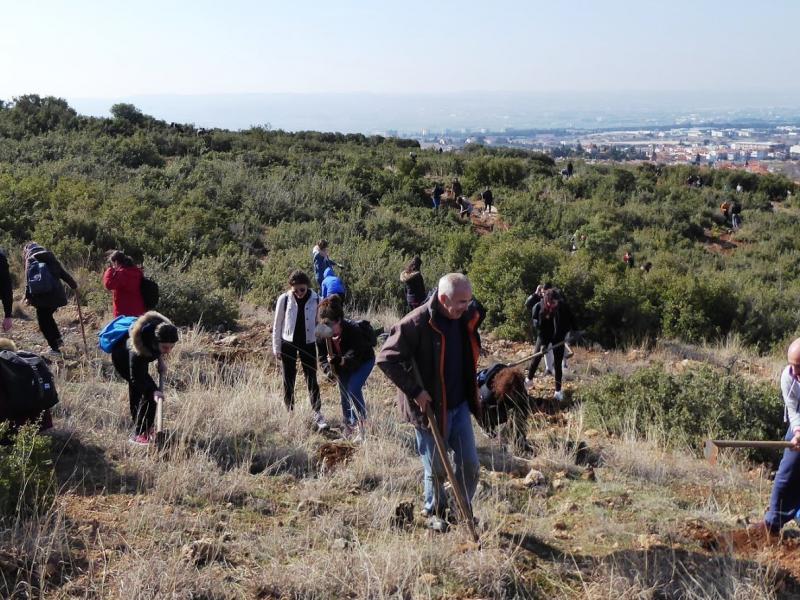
[704,439,793,465]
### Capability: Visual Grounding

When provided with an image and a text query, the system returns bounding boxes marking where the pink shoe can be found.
[128,432,151,446]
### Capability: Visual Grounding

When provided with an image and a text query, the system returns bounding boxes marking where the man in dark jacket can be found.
[23,242,78,356]
[377,273,482,530]
[110,311,178,445]
[481,187,494,213]
[0,250,13,333]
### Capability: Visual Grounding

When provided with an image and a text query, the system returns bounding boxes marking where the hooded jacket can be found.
[23,244,77,309]
[272,289,319,354]
[312,246,336,287]
[319,319,375,377]
[531,298,574,343]
[400,269,426,308]
[103,265,146,317]
[0,251,12,318]
[376,291,483,433]
[113,311,174,398]
[320,267,346,299]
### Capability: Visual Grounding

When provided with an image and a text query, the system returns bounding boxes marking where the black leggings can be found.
[280,341,321,411]
[36,307,62,351]
[111,343,156,435]
[526,338,565,391]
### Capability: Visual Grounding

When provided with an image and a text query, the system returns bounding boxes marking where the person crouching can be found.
[477,363,532,452]
[110,311,178,446]
[317,295,375,442]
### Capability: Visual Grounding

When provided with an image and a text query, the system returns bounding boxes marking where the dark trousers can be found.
[36,307,62,351]
[280,341,321,411]
[765,427,800,532]
[526,337,565,391]
[111,343,156,435]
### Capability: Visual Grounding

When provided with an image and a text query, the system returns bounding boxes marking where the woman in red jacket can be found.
[103,251,146,317]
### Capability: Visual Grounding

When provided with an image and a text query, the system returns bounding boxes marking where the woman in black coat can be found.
[525,289,574,402]
[400,256,426,311]
[22,242,78,356]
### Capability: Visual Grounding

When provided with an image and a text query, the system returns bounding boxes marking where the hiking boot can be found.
[554,390,565,402]
[426,515,449,533]
[128,432,150,446]
[341,422,355,439]
[313,411,330,432]
[524,377,535,390]
[45,348,62,357]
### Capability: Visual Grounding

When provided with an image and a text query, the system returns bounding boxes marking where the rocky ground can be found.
[0,301,797,599]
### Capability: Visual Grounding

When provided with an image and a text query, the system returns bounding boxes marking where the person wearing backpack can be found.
[320,267,346,299]
[312,240,340,290]
[110,311,178,446]
[102,250,146,318]
[0,250,13,333]
[22,242,78,356]
[272,270,329,431]
[400,256,426,311]
[317,294,375,442]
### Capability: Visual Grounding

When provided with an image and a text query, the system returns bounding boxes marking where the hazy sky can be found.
[2,0,799,98]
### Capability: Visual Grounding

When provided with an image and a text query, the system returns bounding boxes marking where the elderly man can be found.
[377,273,483,531]
[763,338,800,534]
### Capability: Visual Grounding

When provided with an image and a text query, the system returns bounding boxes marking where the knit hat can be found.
[318,294,344,323]
[154,323,179,344]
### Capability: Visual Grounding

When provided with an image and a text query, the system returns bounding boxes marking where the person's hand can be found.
[414,390,432,414]
[791,432,800,451]
[153,391,164,403]
[2,317,11,332]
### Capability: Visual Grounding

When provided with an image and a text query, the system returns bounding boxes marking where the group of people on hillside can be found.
[431,179,494,215]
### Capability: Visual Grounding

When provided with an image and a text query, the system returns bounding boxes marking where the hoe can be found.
[704,439,792,465]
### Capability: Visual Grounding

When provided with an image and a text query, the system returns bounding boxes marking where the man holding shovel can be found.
[377,273,483,533]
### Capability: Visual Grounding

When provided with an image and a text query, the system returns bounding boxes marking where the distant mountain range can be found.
[68,91,800,134]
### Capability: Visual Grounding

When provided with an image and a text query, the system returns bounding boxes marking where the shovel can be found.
[507,340,566,368]
[704,439,792,465]
[154,358,169,450]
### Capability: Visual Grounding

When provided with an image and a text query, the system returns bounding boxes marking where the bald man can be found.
[377,273,484,532]
[763,338,800,533]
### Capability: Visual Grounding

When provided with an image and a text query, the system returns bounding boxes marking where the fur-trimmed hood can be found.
[400,270,420,283]
[129,310,173,358]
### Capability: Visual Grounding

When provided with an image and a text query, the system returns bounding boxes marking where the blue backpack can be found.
[98,316,137,353]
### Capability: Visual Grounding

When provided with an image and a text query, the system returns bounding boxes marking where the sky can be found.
[1,1,799,130]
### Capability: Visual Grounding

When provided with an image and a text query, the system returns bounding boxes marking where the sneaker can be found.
[554,390,565,402]
[545,368,554,376]
[426,515,449,533]
[341,422,355,438]
[313,411,330,432]
[128,432,150,446]
[45,348,62,358]
[524,377,535,390]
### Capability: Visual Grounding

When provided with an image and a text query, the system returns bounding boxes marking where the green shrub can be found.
[579,365,783,460]
[0,423,55,517]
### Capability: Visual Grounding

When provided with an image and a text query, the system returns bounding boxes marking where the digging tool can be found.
[506,340,566,368]
[154,358,168,450]
[704,439,792,465]
[423,403,481,546]
[74,292,89,356]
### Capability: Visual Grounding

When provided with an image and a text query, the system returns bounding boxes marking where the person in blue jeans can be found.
[317,294,375,442]
[762,338,800,535]
[377,273,484,531]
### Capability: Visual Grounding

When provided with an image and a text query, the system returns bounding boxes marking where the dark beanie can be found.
[318,294,344,322]
[155,323,179,344]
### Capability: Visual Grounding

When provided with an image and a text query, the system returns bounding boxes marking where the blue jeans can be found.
[415,401,480,516]
[765,427,800,531]
[338,359,374,426]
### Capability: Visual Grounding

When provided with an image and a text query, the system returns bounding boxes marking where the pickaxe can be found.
[704,439,792,465]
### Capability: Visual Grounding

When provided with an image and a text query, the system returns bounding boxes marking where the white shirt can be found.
[780,365,800,432]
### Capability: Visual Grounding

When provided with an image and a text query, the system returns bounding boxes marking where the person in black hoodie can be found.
[110,311,178,446]
[525,289,574,402]
[317,295,375,442]
[400,256,426,311]
[0,250,13,333]
[22,242,78,356]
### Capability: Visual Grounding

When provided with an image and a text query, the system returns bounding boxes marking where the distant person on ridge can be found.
[103,250,146,317]
[22,242,78,356]
[481,187,494,213]
[456,196,473,219]
[623,251,635,269]
[451,178,463,199]
[312,240,340,290]
[567,162,574,178]
[431,182,444,210]
[400,256,426,312]
[320,266,346,299]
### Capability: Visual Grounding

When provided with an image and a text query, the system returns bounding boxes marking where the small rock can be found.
[523,469,546,488]
[553,520,568,531]
[220,334,239,346]
[583,429,600,438]
[331,538,348,550]
[552,478,566,491]
[418,573,437,586]
[580,467,596,481]
[181,538,220,565]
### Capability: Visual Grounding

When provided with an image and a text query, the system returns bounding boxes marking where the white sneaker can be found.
[313,411,330,431]
[554,390,565,402]
[524,377,535,390]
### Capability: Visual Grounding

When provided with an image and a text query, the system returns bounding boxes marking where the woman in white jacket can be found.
[272,270,328,430]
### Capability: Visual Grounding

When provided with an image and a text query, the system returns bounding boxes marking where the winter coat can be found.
[113,311,173,398]
[0,251,12,318]
[103,265,146,317]
[272,290,319,354]
[400,270,426,308]
[312,246,335,287]
[320,267,346,299]
[23,244,77,309]
[320,319,375,377]
[531,299,574,343]
[452,180,463,197]
[376,291,483,434]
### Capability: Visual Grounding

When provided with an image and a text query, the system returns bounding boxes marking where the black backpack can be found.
[477,363,510,432]
[0,351,59,417]
[355,319,379,348]
[140,276,159,310]
[26,257,57,296]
